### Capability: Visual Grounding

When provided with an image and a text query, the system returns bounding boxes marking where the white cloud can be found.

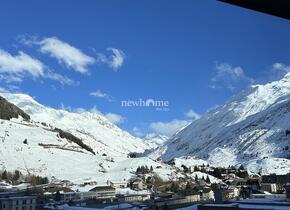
[132,127,144,137]
[25,36,95,74]
[149,119,190,137]
[105,112,125,125]
[39,37,95,74]
[96,48,125,71]
[269,63,290,81]
[45,71,77,86]
[107,48,125,70]
[19,35,124,72]
[211,62,254,91]
[184,109,201,120]
[0,50,44,77]
[90,90,107,98]
[89,90,113,101]
[0,49,77,86]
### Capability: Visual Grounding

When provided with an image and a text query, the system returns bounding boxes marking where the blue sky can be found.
[0,0,290,137]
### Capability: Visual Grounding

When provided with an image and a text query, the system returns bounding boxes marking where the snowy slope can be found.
[141,133,168,149]
[1,93,148,156]
[0,93,153,183]
[156,73,290,174]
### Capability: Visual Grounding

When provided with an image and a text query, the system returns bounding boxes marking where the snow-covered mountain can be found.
[154,73,290,174]
[141,133,168,149]
[0,93,153,184]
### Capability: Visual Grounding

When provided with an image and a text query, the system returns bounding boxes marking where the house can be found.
[260,183,277,193]
[107,180,127,189]
[213,185,239,203]
[201,188,214,201]
[235,178,248,187]
[131,178,145,191]
[116,194,150,202]
[89,185,116,201]
[0,196,36,210]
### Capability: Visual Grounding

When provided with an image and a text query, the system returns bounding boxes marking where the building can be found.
[198,198,290,210]
[200,188,214,201]
[261,173,290,192]
[89,186,116,201]
[131,179,145,191]
[116,194,150,202]
[107,180,127,189]
[213,185,239,203]
[155,194,200,207]
[260,183,277,193]
[58,191,97,202]
[0,196,36,210]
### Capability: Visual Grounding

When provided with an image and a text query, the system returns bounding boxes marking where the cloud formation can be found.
[89,90,113,101]
[0,50,44,77]
[104,112,125,125]
[132,127,144,137]
[269,63,290,81]
[211,63,254,92]
[184,109,201,120]
[97,48,125,71]
[19,35,125,72]
[149,119,190,137]
[39,37,95,74]
[0,49,75,85]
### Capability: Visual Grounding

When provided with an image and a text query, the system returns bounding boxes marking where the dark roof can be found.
[89,186,115,191]
[218,0,290,20]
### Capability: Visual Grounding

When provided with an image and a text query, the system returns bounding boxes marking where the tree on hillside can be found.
[213,168,222,178]
[206,175,211,184]
[239,165,245,170]
[1,170,7,180]
[195,174,198,182]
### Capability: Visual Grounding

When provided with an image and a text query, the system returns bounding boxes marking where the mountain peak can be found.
[156,74,290,174]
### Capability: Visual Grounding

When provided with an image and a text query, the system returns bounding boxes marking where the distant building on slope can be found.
[130,178,146,191]
[107,180,127,189]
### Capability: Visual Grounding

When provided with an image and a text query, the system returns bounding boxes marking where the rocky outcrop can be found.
[0,96,30,121]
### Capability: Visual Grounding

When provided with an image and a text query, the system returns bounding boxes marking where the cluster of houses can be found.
[1,166,290,210]
[40,179,151,205]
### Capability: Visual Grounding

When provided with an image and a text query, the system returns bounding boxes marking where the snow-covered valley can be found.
[0,73,289,186]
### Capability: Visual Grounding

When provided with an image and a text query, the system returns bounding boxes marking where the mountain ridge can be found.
[152,73,290,174]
